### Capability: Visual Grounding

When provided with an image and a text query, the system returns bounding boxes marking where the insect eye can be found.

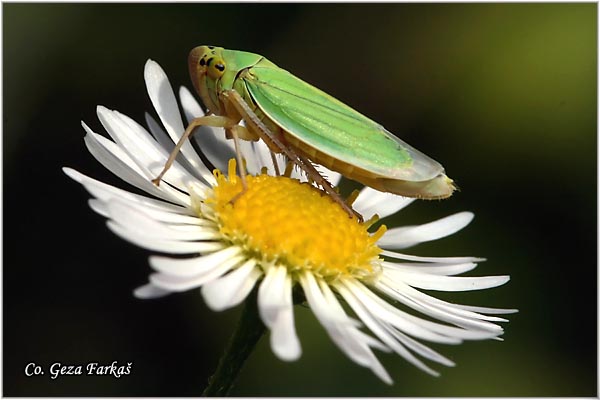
[207,59,226,79]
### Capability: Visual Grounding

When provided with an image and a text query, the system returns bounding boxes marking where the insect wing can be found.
[244,64,445,182]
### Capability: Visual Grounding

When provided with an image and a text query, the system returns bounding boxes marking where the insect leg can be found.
[228,125,248,190]
[222,125,256,205]
[152,115,236,186]
[295,153,364,221]
[222,90,360,220]
[270,151,281,176]
[225,120,281,176]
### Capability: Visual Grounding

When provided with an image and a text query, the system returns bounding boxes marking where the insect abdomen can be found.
[284,132,363,177]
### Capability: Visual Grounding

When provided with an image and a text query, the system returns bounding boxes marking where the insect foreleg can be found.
[222,90,360,220]
[152,115,237,186]
[227,125,248,190]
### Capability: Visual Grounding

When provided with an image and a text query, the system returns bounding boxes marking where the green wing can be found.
[244,64,444,182]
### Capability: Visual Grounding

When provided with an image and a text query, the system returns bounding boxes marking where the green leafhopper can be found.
[153,46,456,218]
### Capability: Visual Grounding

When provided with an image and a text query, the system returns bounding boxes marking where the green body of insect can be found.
[153,46,455,218]
[186,46,455,200]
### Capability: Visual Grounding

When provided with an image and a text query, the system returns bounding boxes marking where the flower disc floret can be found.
[205,160,386,281]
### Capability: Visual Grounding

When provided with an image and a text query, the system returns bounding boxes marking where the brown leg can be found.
[152,115,236,186]
[228,125,248,190]
[270,151,281,176]
[295,153,364,222]
[224,125,253,205]
[222,90,360,220]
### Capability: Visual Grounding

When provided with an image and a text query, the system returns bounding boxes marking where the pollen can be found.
[205,160,386,281]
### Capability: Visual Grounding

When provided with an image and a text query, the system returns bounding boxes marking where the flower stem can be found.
[201,289,266,397]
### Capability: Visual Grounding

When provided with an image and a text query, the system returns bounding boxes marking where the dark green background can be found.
[3,3,596,396]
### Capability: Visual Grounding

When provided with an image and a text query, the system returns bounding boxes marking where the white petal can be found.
[317,281,393,383]
[299,272,359,327]
[342,280,461,344]
[336,282,441,376]
[107,221,224,254]
[258,266,286,327]
[353,329,393,353]
[271,286,301,363]
[247,140,274,175]
[144,112,205,181]
[179,85,206,119]
[353,187,415,219]
[101,197,208,225]
[376,278,506,333]
[193,123,235,173]
[82,124,191,206]
[300,273,359,333]
[235,138,261,175]
[81,174,190,214]
[144,59,184,135]
[133,283,172,299]
[386,269,510,292]
[165,224,220,239]
[149,254,244,292]
[88,199,108,217]
[385,328,455,367]
[201,260,261,311]
[105,199,220,241]
[383,261,478,276]
[258,266,301,361]
[98,106,207,191]
[144,60,215,185]
[299,273,392,383]
[113,107,210,186]
[295,162,343,189]
[366,355,393,385]
[179,87,235,173]
[84,122,146,176]
[347,279,498,341]
[96,106,167,172]
[145,112,175,151]
[378,212,475,249]
[290,163,308,182]
[318,165,342,187]
[452,304,519,314]
[381,249,485,264]
[64,167,194,212]
[149,246,242,277]
[386,277,511,324]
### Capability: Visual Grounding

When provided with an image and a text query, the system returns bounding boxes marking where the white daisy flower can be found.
[64,60,516,385]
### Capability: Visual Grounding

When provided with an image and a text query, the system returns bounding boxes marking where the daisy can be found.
[64,60,516,386]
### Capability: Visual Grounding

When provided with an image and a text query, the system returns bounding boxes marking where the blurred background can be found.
[3,3,596,396]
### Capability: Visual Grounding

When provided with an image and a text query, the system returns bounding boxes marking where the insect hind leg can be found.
[295,153,364,221]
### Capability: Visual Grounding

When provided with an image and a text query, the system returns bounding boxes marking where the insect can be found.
[152,46,455,218]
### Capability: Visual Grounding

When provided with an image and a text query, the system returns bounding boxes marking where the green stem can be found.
[201,290,266,397]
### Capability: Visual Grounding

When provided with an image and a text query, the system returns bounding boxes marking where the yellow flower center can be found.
[204,160,386,282]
